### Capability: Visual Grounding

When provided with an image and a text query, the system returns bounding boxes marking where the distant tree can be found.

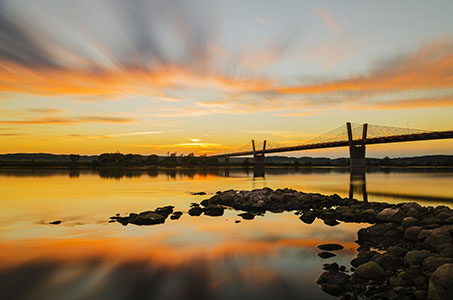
[382,156,391,166]
[69,154,80,163]
[146,154,160,165]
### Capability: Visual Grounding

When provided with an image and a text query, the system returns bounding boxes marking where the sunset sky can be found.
[0,0,452,157]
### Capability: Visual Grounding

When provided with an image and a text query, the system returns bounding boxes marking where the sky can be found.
[0,0,452,157]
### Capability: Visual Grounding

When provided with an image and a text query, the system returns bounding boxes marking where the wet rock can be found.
[299,211,316,224]
[204,205,224,217]
[316,270,350,296]
[355,262,385,279]
[404,226,423,241]
[170,211,183,220]
[324,218,340,226]
[49,220,61,225]
[130,212,166,225]
[191,192,207,195]
[317,244,344,251]
[351,249,378,267]
[405,250,431,265]
[188,206,203,216]
[424,256,453,272]
[323,262,339,271]
[428,263,453,300]
[154,206,174,217]
[376,208,405,223]
[238,212,254,220]
[318,252,337,259]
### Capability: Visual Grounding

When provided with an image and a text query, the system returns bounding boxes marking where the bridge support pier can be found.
[252,139,266,177]
[347,122,367,175]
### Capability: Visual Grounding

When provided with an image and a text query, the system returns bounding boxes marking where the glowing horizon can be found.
[0,0,452,157]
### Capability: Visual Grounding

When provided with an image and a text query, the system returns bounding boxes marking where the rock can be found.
[299,211,316,224]
[428,263,453,300]
[419,229,434,240]
[424,256,453,272]
[235,220,240,223]
[351,250,378,267]
[316,270,350,296]
[387,246,405,257]
[373,253,402,270]
[355,262,385,279]
[129,212,166,225]
[191,192,207,195]
[318,252,336,259]
[376,208,405,223]
[402,216,420,228]
[397,269,423,280]
[323,263,339,271]
[444,216,453,224]
[238,212,254,220]
[49,220,61,225]
[324,218,340,226]
[390,276,407,287]
[413,275,427,286]
[426,228,452,248]
[154,206,174,217]
[317,244,344,251]
[170,211,183,220]
[404,226,423,241]
[405,250,431,265]
[204,205,224,216]
[188,206,203,216]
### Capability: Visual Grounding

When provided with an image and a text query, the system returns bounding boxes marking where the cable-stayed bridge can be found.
[210,122,453,171]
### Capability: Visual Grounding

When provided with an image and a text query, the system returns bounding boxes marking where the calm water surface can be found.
[1,167,452,300]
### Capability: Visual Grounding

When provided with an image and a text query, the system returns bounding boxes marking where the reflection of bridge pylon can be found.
[349,172,368,202]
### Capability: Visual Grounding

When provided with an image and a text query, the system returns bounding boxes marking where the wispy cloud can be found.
[314,7,343,35]
[0,115,135,125]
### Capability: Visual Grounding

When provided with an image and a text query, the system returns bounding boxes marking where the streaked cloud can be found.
[314,7,343,35]
[0,115,135,125]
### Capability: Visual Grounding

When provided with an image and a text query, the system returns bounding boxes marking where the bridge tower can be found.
[252,139,266,164]
[347,122,368,174]
[252,139,266,177]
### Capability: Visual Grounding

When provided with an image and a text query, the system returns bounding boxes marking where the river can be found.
[1,167,452,300]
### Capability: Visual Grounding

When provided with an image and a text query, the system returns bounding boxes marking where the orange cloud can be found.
[0,116,135,125]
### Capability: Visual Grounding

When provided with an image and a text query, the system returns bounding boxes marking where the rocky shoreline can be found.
[110,188,453,300]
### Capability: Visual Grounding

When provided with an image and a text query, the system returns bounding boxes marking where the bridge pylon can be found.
[252,139,266,165]
[347,122,367,174]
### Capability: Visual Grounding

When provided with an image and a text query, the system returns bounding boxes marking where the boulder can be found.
[426,228,452,248]
[129,212,166,225]
[299,211,316,224]
[402,216,420,228]
[188,206,203,216]
[238,212,254,220]
[376,208,405,223]
[204,205,224,217]
[424,256,453,272]
[404,226,423,241]
[428,264,453,300]
[316,270,350,296]
[355,262,385,279]
[324,218,340,226]
[405,250,431,265]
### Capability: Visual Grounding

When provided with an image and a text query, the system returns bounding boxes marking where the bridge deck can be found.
[211,130,453,158]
